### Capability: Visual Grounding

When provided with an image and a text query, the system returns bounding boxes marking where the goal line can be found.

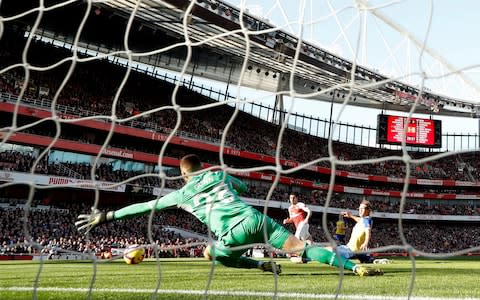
[2,286,479,300]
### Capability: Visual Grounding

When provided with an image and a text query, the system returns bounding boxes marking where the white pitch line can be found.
[2,287,480,300]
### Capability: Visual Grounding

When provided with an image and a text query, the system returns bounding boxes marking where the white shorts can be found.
[295,221,311,241]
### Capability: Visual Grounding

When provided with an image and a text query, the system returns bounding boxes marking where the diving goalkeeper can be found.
[76,154,382,276]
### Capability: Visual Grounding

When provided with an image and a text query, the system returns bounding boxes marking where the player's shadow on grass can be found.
[278,272,346,277]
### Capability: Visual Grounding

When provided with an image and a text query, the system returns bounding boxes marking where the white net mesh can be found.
[1,0,480,299]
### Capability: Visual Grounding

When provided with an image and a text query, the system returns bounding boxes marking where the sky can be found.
[220,0,480,136]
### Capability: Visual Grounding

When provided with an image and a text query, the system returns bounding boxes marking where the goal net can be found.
[1,0,480,299]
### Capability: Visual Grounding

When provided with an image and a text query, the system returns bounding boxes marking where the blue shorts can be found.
[334,245,374,263]
[334,234,346,243]
[334,245,354,259]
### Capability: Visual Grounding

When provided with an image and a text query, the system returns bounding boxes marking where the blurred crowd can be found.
[1,199,479,258]
[1,149,480,217]
[0,201,207,259]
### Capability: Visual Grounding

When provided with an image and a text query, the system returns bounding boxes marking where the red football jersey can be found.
[288,202,308,227]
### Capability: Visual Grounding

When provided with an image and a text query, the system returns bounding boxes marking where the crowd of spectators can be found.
[1,199,479,259]
[1,149,480,216]
[305,216,480,254]
[1,35,479,184]
[0,200,207,259]
[310,193,480,216]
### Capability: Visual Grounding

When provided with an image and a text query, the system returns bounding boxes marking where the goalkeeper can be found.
[76,154,382,276]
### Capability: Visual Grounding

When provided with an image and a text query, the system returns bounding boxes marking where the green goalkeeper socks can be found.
[304,246,355,271]
[215,256,260,269]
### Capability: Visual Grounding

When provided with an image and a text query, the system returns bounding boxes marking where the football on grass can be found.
[123,245,145,265]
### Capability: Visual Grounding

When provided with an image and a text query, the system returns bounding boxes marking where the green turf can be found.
[1,257,479,299]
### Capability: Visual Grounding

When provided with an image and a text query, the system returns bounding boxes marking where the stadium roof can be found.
[4,0,480,118]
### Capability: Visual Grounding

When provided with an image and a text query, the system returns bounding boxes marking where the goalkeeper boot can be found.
[260,261,282,275]
[354,266,384,276]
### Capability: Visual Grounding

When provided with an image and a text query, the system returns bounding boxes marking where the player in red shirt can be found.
[283,192,312,245]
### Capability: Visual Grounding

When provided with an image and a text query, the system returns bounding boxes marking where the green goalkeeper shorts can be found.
[210,211,291,259]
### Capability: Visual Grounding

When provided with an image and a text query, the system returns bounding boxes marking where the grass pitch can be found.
[1,257,480,300]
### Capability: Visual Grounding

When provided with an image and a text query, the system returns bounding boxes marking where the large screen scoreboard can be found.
[377,114,442,148]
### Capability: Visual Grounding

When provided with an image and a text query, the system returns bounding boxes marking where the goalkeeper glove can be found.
[75,209,114,234]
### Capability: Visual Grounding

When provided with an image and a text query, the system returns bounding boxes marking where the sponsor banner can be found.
[442,180,456,186]
[243,198,286,209]
[386,177,404,183]
[343,186,364,194]
[455,181,480,187]
[0,171,125,192]
[405,192,425,198]
[416,179,444,186]
[435,193,457,200]
[230,170,251,178]
[283,160,297,167]
[260,174,273,181]
[47,177,125,192]
[224,148,241,156]
[455,194,480,200]
[372,211,480,221]
[345,172,369,181]
[288,178,308,186]
[370,190,391,196]
[102,148,134,159]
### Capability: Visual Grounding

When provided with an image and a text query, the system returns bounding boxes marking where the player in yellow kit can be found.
[328,199,376,263]
[334,214,346,245]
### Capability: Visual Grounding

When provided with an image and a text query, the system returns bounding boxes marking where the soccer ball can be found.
[123,245,145,265]
[102,251,112,260]
[290,256,309,264]
[373,258,392,264]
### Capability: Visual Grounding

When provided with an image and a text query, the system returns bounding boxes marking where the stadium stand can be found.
[1,25,479,261]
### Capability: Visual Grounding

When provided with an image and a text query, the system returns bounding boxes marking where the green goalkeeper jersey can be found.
[113,171,258,238]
